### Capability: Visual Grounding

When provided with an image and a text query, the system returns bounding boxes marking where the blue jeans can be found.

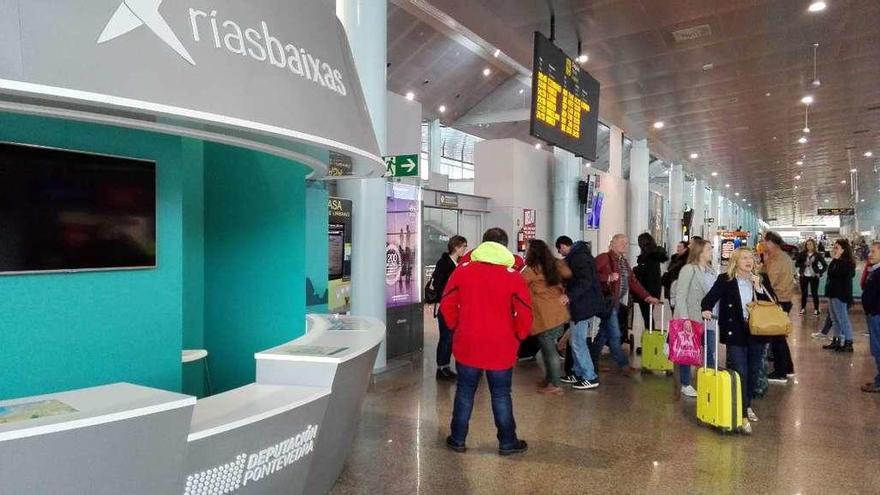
[436,313,453,368]
[592,306,629,369]
[450,363,518,448]
[679,330,716,387]
[829,298,853,341]
[868,314,880,387]
[727,341,766,410]
[570,319,598,380]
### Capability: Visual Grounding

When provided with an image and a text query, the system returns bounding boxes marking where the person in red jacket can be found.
[593,234,661,376]
[440,228,532,456]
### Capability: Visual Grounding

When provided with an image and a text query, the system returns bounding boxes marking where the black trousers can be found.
[638,301,656,331]
[800,276,820,311]
[770,302,795,375]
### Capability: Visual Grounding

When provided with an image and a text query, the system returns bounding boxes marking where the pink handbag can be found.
[667,319,704,366]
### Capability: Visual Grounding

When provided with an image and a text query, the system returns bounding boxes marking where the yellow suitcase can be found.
[640,304,673,374]
[696,319,743,433]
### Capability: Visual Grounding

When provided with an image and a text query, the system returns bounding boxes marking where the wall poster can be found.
[328,197,353,313]
[386,183,421,307]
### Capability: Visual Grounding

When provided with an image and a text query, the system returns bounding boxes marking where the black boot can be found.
[835,340,854,353]
[823,338,841,350]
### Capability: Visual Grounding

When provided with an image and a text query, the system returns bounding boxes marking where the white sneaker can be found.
[741,420,753,435]
[811,332,829,340]
[747,407,759,422]
[680,385,698,398]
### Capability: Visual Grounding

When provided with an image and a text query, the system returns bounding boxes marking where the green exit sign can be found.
[384,154,419,177]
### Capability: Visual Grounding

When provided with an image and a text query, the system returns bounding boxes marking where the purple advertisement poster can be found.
[386,183,421,307]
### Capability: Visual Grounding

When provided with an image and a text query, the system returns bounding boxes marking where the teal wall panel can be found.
[0,113,186,400]
[204,143,309,393]
[305,182,329,313]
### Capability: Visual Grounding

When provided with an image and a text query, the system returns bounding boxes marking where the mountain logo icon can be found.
[97,0,195,65]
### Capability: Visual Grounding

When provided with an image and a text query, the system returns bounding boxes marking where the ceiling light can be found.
[585,162,591,168]
[748,203,752,206]
[808,1,827,13]
[803,126,810,133]
[438,105,446,113]
[866,151,874,157]
[841,179,847,184]
[482,68,491,76]
[765,92,771,97]
[576,54,589,63]
[735,192,740,196]
[795,185,800,189]
[518,89,524,94]
[795,175,801,180]
[653,121,665,129]
[690,153,699,159]
[798,136,808,144]
[824,199,829,203]
[405,91,415,101]
[796,160,804,165]
[725,184,730,188]
[801,95,814,105]
[861,199,866,203]
[493,49,501,58]
[711,172,718,177]
[534,143,542,150]
[851,168,858,173]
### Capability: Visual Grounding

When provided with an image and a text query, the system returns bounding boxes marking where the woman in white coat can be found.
[673,238,717,397]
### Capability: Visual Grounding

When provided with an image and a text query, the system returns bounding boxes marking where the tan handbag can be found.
[747,286,792,336]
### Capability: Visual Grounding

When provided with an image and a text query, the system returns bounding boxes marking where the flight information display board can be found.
[530,32,601,161]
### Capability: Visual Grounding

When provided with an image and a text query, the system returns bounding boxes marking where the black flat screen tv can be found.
[0,142,157,274]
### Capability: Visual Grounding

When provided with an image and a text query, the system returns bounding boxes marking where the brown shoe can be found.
[861,384,880,393]
[537,385,564,395]
[622,366,638,377]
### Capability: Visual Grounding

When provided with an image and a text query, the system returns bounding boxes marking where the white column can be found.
[628,139,650,260]
[692,179,706,239]
[669,163,685,247]
[428,118,442,175]
[553,148,582,243]
[337,0,388,370]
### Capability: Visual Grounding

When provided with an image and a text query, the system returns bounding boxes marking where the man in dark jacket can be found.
[430,235,468,381]
[595,234,660,376]
[556,236,602,390]
[440,228,532,455]
[634,233,668,329]
[861,241,880,393]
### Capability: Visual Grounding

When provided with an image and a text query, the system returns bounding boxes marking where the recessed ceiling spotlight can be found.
[798,136,808,144]
[808,1,827,13]
[653,121,665,129]
[795,175,802,180]
[576,54,589,63]
[518,89,524,94]
[824,199,830,203]
[866,151,874,157]
[493,49,501,58]
[795,185,800,189]
[801,95,814,104]
[711,172,718,177]
[851,168,858,172]
[534,143,542,150]
[772,136,778,140]
[796,160,804,165]
[748,203,752,206]
[735,192,740,196]
[482,68,491,76]
[690,153,699,159]
[405,91,415,101]
[841,179,847,184]
[765,92,772,97]
[861,199,866,203]
[725,183,731,188]
[438,105,447,113]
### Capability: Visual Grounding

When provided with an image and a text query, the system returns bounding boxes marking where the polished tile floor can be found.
[331,304,880,495]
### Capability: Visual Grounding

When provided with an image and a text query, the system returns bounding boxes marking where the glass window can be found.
[421,122,482,184]
[591,123,611,172]
[621,136,633,180]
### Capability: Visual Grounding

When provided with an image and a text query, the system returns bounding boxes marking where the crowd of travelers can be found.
[429,227,880,453]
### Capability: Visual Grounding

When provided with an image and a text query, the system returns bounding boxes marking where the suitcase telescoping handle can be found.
[649,302,666,334]
[703,317,718,371]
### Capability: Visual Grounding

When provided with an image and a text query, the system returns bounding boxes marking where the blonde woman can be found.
[701,248,776,434]
[673,238,716,398]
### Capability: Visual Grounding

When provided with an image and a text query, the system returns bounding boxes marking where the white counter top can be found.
[0,383,195,442]
[187,383,329,441]
[255,314,384,364]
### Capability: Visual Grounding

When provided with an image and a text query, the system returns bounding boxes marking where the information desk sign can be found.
[818,208,855,216]
[384,154,419,177]
[530,32,601,161]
